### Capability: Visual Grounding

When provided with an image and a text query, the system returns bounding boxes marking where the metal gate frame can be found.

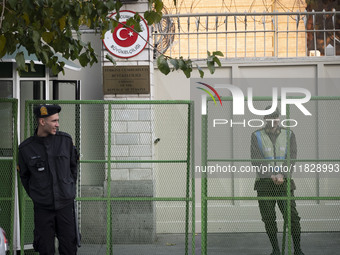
[201,96,340,255]
[20,100,195,255]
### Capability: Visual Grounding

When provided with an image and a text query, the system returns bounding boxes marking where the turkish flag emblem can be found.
[103,10,149,58]
[112,22,138,48]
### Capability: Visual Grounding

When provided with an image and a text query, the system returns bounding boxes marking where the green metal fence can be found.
[9,97,340,254]
[20,100,195,255]
[201,97,340,255]
[0,98,17,255]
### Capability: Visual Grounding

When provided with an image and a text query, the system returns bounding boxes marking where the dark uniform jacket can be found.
[18,131,78,210]
[251,126,297,191]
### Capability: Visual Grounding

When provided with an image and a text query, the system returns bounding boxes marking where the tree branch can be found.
[0,0,5,30]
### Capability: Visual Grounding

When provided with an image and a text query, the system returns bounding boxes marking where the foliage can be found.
[0,0,222,77]
[157,51,223,78]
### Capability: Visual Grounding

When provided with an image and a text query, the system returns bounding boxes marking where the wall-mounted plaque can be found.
[103,65,150,94]
[103,10,149,59]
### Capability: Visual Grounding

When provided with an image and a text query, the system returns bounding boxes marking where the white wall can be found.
[61,32,340,232]
[154,58,340,233]
[59,33,104,100]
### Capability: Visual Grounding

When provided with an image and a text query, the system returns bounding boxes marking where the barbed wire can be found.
[164,0,311,33]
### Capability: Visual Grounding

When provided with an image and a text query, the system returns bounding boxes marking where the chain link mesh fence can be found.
[201,97,340,255]
[0,98,18,254]
[0,98,17,255]
[20,100,195,255]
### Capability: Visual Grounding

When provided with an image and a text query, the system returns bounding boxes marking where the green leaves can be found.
[22,13,30,25]
[197,65,204,78]
[157,56,193,78]
[105,54,116,66]
[157,55,170,75]
[144,10,162,25]
[0,0,110,75]
[126,16,141,33]
[144,0,163,25]
[154,0,164,12]
[156,51,223,78]
[7,0,18,9]
[79,52,90,67]
[42,32,55,44]
[0,35,6,58]
[178,58,192,78]
[207,51,224,74]
[169,58,179,70]
[15,52,27,72]
[30,60,36,72]
[32,31,41,45]
[1,0,223,78]
[59,16,67,31]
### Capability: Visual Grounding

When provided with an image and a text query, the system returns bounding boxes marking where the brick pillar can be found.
[103,0,156,243]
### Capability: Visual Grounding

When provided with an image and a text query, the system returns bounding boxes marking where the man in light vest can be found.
[251,107,304,255]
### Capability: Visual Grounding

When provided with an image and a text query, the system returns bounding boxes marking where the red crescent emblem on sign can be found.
[103,10,149,58]
[113,22,138,47]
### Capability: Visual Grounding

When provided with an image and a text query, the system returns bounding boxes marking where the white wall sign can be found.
[103,10,149,59]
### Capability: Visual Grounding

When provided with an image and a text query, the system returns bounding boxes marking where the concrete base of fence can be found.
[107,180,156,244]
[81,182,156,244]
[81,186,106,244]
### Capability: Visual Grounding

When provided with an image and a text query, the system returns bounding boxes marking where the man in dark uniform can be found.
[250,107,304,255]
[18,104,78,255]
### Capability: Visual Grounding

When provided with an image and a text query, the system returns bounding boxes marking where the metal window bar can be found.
[152,11,340,59]
[215,16,218,53]
[188,17,190,59]
[206,16,209,57]
[254,13,256,58]
[323,9,327,55]
[263,16,266,57]
[178,16,181,57]
[286,14,289,57]
[196,17,200,59]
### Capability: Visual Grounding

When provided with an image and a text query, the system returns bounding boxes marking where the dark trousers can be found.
[33,203,77,255]
[257,188,302,252]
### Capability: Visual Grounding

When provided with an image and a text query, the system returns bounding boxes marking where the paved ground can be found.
[75,232,340,255]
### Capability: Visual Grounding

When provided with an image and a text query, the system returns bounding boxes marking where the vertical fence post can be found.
[201,98,208,255]
[12,100,18,255]
[106,102,113,255]
[185,102,192,255]
[313,10,317,52]
[190,101,196,255]
[286,104,292,255]
[20,101,31,254]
